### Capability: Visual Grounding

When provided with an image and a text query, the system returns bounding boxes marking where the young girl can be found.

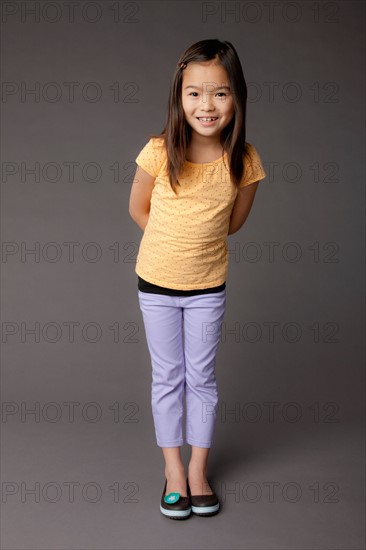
[129,39,266,520]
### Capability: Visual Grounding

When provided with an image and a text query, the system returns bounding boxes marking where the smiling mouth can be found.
[196,117,218,121]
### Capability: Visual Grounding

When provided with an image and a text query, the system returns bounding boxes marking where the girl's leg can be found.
[137,291,187,496]
[181,290,226,494]
[188,446,212,496]
[162,447,187,497]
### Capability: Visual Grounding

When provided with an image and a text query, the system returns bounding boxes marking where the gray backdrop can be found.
[1,1,364,549]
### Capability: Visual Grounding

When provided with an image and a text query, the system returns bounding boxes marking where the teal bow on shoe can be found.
[164,492,180,504]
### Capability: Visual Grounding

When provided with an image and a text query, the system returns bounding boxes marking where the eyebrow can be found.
[183,85,231,91]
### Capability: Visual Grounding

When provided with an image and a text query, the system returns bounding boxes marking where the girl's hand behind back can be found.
[228,181,259,235]
[129,166,155,231]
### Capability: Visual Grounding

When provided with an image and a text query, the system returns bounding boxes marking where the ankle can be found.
[165,464,185,477]
[188,463,208,476]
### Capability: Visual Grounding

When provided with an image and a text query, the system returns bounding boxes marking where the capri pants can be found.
[138,288,226,448]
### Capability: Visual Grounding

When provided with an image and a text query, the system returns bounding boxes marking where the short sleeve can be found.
[135,137,165,178]
[239,143,266,188]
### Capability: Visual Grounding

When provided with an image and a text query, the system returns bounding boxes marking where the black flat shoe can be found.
[187,477,220,516]
[160,479,191,520]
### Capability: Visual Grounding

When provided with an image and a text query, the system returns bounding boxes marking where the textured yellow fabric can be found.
[134,137,266,290]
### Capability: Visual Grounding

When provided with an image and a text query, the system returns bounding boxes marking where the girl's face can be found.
[181,61,235,142]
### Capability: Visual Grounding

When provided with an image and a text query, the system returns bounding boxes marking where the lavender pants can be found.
[138,288,226,448]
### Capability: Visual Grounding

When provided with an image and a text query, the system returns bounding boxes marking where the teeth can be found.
[198,117,217,121]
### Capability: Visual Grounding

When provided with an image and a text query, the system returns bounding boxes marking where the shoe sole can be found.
[191,502,220,516]
[160,504,191,520]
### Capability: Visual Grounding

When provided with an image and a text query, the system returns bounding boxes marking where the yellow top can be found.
[134,136,266,290]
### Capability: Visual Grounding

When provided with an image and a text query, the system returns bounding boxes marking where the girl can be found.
[129,39,266,520]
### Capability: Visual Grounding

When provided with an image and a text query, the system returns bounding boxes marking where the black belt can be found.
[137,276,226,296]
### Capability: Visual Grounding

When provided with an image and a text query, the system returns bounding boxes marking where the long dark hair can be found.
[149,38,249,194]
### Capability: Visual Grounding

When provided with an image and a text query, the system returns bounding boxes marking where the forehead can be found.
[182,61,230,85]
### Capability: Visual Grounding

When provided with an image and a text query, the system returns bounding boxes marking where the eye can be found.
[216,92,227,97]
[188,92,199,97]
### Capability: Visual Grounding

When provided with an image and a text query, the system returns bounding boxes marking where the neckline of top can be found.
[184,152,227,166]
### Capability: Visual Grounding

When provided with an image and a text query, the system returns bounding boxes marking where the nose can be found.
[199,93,215,111]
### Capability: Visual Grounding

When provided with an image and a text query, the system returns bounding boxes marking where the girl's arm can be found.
[129,166,156,231]
[227,181,259,235]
